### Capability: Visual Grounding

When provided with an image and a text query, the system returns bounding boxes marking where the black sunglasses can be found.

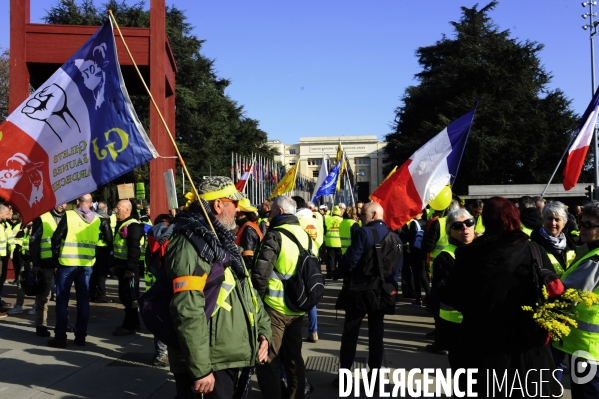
[451,218,475,230]
[579,221,599,230]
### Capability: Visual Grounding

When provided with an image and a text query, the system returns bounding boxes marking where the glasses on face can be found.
[219,198,239,207]
[451,218,475,230]
[579,221,599,230]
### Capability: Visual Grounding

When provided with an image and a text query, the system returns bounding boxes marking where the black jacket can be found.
[530,227,576,272]
[520,207,543,231]
[420,218,440,254]
[440,230,560,396]
[237,217,262,268]
[30,209,65,268]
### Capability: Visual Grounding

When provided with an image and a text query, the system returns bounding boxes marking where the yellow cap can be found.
[238,198,258,212]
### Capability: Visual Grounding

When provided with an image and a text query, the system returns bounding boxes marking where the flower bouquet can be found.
[522,285,599,342]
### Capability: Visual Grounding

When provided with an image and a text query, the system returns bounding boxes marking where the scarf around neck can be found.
[173,199,245,281]
[540,227,567,252]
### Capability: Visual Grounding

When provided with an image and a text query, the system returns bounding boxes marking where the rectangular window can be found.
[355,158,371,165]
[289,162,296,166]
[289,149,296,155]
[313,171,319,178]
[307,158,322,166]
[358,169,367,177]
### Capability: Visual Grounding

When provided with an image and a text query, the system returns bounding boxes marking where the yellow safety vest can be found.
[429,217,448,274]
[546,250,576,277]
[298,217,323,250]
[113,219,141,260]
[110,213,117,232]
[324,215,343,248]
[40,212,58,260]
[521,223,533,236]
[438,244,463,324]
[555,247,599,361]
[58,210,100,267]
[264,224,309,316]
[339,219,356,255]
[21,226,31,256]
[0,223,5,257]
[475,215,485,234]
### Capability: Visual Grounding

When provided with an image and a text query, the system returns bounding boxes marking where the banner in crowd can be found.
[269,163,298,199]
[371,109,476,230]
[0,21,157,223]
[313,157,343,201]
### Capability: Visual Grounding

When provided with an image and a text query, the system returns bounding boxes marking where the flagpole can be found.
[107,11,217,235]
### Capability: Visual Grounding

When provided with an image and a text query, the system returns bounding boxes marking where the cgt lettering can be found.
[92,128,129,161]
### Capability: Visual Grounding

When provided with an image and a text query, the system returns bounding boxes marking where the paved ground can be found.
[0,277,573,398]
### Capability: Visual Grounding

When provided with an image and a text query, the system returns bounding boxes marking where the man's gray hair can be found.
[581,200,599,220]
[543,201,568,222]
[338,202,346,209]
[306,201,315,209]
[273,196,297,215]
[445,208,474,235]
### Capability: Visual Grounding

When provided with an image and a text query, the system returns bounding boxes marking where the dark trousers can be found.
[174,368,239,399]
[410,253,429,301]
[116,267,140,330]
[326,247,342,276]
[256,305,305,399]
[339,308,385,371]
[90,247,110,301]
[12,247,23,280]
[0,256,8,298]
[55,265,93,342]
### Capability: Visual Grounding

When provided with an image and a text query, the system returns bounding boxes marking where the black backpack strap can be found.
[369,226,385,280]
[276,227,312,253]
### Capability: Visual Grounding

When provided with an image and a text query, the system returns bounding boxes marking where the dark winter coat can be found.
[530,227,576,272]
[520,207,543,231]
[441,229,560,397]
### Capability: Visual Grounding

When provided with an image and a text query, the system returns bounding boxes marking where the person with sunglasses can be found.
[428,209,476,364]
[530,201,577,277]
[552,201,599,398]
[441,196,560,396]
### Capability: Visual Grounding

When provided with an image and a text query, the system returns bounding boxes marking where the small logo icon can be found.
[571,350,597,385]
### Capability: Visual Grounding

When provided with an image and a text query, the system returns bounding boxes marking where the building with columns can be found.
[268,135,387,202]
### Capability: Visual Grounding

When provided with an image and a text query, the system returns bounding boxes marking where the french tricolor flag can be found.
[562,89,599,191]
[235,161,254,192]
[371,109,476,230]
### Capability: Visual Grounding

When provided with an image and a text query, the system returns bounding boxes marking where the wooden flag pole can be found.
[108,10,217,235]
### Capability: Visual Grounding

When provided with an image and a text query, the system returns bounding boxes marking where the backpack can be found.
[412,220,424,249]
[276,228,325,312]
[339,226,402,313]
[139,232,226,347]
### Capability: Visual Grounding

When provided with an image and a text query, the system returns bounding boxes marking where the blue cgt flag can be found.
[0,20,158,223]
[313,158,342,201]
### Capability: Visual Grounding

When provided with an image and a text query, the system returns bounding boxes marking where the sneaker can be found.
[425,344,447,355]
[1,299,12,308]
[47,339,67,349]
[28,304,37,315]
[113,326,135,336]
[0,312,7,319]
[7,305,23,314]
[73,338,86,347]
[36,326,51,337]
[307,332,318,343]
[152,353,169,368]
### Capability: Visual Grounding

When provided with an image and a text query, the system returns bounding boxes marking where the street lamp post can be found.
[583,1,599,198]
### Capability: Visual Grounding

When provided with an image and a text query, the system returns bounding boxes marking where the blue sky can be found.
[0,0,594,145]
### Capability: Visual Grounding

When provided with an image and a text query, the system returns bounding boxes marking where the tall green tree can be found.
[43,0,276,204]
[385,1,580,195]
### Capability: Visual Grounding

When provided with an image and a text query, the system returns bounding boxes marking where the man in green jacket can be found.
[165,176,271,398]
